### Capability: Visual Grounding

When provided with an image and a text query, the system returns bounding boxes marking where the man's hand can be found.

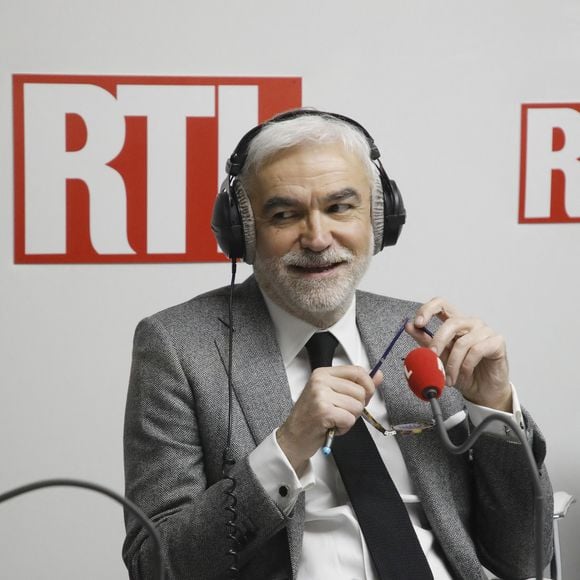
[405,297,512,412]
[277,366,383,474]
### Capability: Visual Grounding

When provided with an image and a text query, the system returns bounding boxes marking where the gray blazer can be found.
[123,276,553,580]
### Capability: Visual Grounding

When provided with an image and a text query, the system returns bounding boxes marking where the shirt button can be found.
[278,485,289,498]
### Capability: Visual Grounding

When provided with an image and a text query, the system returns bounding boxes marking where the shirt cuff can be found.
[248,429,315,515]
[464,382,526,438]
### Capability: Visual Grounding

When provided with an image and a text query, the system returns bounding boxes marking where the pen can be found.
[321,319,434,455]
[322,430,335,456]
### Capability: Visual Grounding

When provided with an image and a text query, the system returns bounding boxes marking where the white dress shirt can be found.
[248,295,523,579]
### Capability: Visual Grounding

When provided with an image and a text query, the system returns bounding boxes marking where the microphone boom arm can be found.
[425,390,546,580]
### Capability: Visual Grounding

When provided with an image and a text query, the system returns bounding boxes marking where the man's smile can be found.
[287,261,345,277]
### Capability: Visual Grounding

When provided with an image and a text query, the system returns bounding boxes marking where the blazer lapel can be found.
[357,291,478,578]
[214,276,293,446]
[356,291,433,426]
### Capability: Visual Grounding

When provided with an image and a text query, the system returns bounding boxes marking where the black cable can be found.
[0,478,165,580]
[222,258,240,578]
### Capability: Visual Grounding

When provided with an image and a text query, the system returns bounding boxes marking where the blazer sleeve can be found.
[122,316,293,580]
[468,409,554,579]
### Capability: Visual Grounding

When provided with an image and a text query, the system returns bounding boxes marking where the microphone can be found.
[403,347,546,580]
[403,347,445,401]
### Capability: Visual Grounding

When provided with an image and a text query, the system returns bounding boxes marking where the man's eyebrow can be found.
[261,188,363,213]
[262,196,300,213]
[325,188,362,204]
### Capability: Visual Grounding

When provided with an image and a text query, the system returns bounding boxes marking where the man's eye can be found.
[271,211,296,222]
[328,203,353,214]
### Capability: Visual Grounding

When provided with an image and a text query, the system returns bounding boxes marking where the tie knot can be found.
[305,332,338,370]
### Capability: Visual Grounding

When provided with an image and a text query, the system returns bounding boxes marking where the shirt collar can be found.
[262,293,361,368]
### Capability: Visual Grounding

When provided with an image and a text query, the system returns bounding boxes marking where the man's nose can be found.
[299,213,332,252]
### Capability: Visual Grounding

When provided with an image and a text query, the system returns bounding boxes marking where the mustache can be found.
[281,248,354,268]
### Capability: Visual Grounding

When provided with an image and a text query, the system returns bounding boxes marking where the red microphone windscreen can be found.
[404,347,446,401]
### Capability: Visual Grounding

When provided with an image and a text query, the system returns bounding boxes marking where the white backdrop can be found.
[1,1,579,578]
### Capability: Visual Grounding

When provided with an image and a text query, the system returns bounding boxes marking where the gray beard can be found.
[253,244,372,328]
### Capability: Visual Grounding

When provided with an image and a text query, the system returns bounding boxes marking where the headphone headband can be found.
[227,109,381,177]
[211,108,406,262]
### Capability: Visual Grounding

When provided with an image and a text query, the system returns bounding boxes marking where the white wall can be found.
[1,1,578,578]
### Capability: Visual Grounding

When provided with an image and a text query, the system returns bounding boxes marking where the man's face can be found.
[250,142,374,326]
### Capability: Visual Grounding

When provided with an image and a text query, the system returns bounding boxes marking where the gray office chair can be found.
[550,491,576,580]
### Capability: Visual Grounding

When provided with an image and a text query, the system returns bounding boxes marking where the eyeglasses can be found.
[362,318,435,437]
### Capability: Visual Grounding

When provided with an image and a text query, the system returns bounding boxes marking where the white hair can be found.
[239,112,379,192]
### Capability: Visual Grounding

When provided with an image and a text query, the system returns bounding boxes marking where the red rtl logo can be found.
[13,75,302,263]
[519,103,580,223]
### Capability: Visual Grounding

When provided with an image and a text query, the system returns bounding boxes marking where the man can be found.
[123,110,553,579]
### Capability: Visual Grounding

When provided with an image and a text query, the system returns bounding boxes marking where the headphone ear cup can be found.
[211,178,246,260]
[380,179,406,249]
[232,179,256,264]
[371,175,386,255]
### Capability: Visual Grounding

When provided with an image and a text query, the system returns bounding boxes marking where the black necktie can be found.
[305,332,433,580]
[305,332,339,371]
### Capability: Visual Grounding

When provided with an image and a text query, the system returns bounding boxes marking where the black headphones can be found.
[211,109,406,263]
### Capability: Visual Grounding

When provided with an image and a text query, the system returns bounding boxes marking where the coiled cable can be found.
[222,258,240,578]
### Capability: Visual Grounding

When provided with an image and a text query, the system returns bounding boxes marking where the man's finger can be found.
[429,317,484,357]
[444,325,493,385]
[413,297,461,328]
